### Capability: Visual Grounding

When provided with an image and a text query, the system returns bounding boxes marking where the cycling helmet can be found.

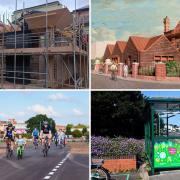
[8,122,13,127]
[43,121,48,125]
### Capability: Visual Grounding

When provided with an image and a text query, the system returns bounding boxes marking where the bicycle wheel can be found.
[91,167,110,180]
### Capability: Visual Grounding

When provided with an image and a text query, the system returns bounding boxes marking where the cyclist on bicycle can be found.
[15,134,26,156]
[110,61,118,80]
[3,122,15,152]
[40,121,52,149]
[54,132,59,145]
[57,129,66,146]
[32,127,39,148]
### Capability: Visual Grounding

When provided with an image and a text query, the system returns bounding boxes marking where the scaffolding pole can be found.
[22,1,25,87]
[73,0,77,89]
[14,0,17,88]
[45,0,48,88]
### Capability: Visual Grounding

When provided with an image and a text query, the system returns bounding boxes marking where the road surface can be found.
[0,144,89,180]
[91,73,180,89]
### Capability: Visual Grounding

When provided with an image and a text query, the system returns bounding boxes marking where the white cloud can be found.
[72,108,83,116]
[48,93,69,101]
[15,111,26,116]
[27,104,59,117]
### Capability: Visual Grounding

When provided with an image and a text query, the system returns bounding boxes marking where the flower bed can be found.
[91,136,145,172]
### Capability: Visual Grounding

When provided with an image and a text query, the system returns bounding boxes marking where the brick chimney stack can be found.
[163,16,170,33]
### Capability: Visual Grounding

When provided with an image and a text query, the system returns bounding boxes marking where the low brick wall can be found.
[137,75,156,81]
[102,156,136,172]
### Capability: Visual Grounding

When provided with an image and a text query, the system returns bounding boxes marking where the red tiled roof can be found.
[116,41,127,52]
[130,36,149,51]
[107,44,114,54]
[145,35,162,50]
[174,21,180,33]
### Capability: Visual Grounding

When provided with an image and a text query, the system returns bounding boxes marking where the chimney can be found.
[163,16,170,33]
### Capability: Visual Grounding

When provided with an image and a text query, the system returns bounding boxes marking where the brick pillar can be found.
[132,63,139,78]
[155,63,166,80]
[94,63,101,73]
[117,63,124,77]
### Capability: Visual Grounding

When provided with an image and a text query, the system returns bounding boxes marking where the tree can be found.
[66,124,73,135]
[72,129,82,138]
[25,114,56,135]
[82,127,88,135]
[91,91,148,139]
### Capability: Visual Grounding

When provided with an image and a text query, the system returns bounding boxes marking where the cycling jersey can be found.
[16,139,26,146]
[32,129,39,137]
[5,127,14,139]
[42,125,51,134]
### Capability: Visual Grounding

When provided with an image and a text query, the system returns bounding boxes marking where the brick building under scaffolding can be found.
[0,2,89,89]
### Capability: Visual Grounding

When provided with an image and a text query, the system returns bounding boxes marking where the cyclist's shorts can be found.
[5,136,14,142]
[34,135,39,139]
[42,133,51,139]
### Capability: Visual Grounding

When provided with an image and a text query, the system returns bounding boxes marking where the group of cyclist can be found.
[3,121,66,158]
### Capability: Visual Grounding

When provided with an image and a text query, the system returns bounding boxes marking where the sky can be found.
[0,0,89,21]
[92,0,180,42]
[0,91,89,126]
[142,91,180,126]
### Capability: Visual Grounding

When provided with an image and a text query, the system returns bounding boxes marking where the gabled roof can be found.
[174,21,180,33]
[145,35,162,50]
[103,44,114,59]
[25,8,73,30]
[112,41,127,56]
[130,36,149,51]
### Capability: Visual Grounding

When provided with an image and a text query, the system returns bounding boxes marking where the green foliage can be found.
[66,124,73,135]
[21,133,32,139]
[72,129,82,138]
[82,127,88,135]
[139,66,155,76]
[91,91,148,138]
[166,61,180,77]
[25,114,56,135]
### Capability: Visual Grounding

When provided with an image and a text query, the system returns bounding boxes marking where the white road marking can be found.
[43,152,70,179]
[44,176,51,179]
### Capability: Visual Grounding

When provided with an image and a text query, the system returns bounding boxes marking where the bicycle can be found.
[33,137,38,149]
[54,138,58,147]
[59,138,64,149]
[111,70,117,81]
[17,145,24,160]
[5,138,13,159]
[91,159,110,180]
[42,136,49,157]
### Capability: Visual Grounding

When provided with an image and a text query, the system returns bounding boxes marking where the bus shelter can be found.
[145,97,180,174]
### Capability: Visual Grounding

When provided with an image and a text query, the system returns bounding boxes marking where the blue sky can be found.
[142,91,180,126]
[92,0,180,42]
[0,0,89,21]
[0,91,89,126]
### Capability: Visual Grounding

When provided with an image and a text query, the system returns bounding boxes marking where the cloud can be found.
[92,27,116,42]
[27,104,60,117]
[48,93,69,101]
[72,108,83,116]
[15,111,26,117]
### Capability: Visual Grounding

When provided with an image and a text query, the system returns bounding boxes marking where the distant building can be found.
[56,125,66,132]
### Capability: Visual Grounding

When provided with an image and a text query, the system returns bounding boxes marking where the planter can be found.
[102,156,136,172]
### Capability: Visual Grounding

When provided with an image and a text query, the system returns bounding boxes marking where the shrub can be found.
[166,61,180,77]
[91,136,145,159]
[139,66,155,76]
[72,129,82,138]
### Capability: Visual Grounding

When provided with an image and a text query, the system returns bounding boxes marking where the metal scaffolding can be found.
[0,0,89,89]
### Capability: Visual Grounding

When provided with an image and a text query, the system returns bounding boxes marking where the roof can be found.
[145,35,162,50]
[174,21,180,33]
[14,1,61,14]
[107,44,114,54]
[112,41,127,56]
[24,8,73,30]
[75,5,89,12]
[130,36,149,51]
[103,44,114,59]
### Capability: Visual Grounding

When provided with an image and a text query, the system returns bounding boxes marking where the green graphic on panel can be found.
[154,141,180,168]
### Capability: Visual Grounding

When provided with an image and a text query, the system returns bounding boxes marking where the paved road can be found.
[0,144,89,180]
[91,73,180,89]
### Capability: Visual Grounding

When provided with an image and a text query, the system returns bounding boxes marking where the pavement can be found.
[0,143,89,180]
[91,73,180,89]
[150,170,180,180]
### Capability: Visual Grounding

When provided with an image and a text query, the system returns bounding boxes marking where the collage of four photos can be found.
[0,0,180,180]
